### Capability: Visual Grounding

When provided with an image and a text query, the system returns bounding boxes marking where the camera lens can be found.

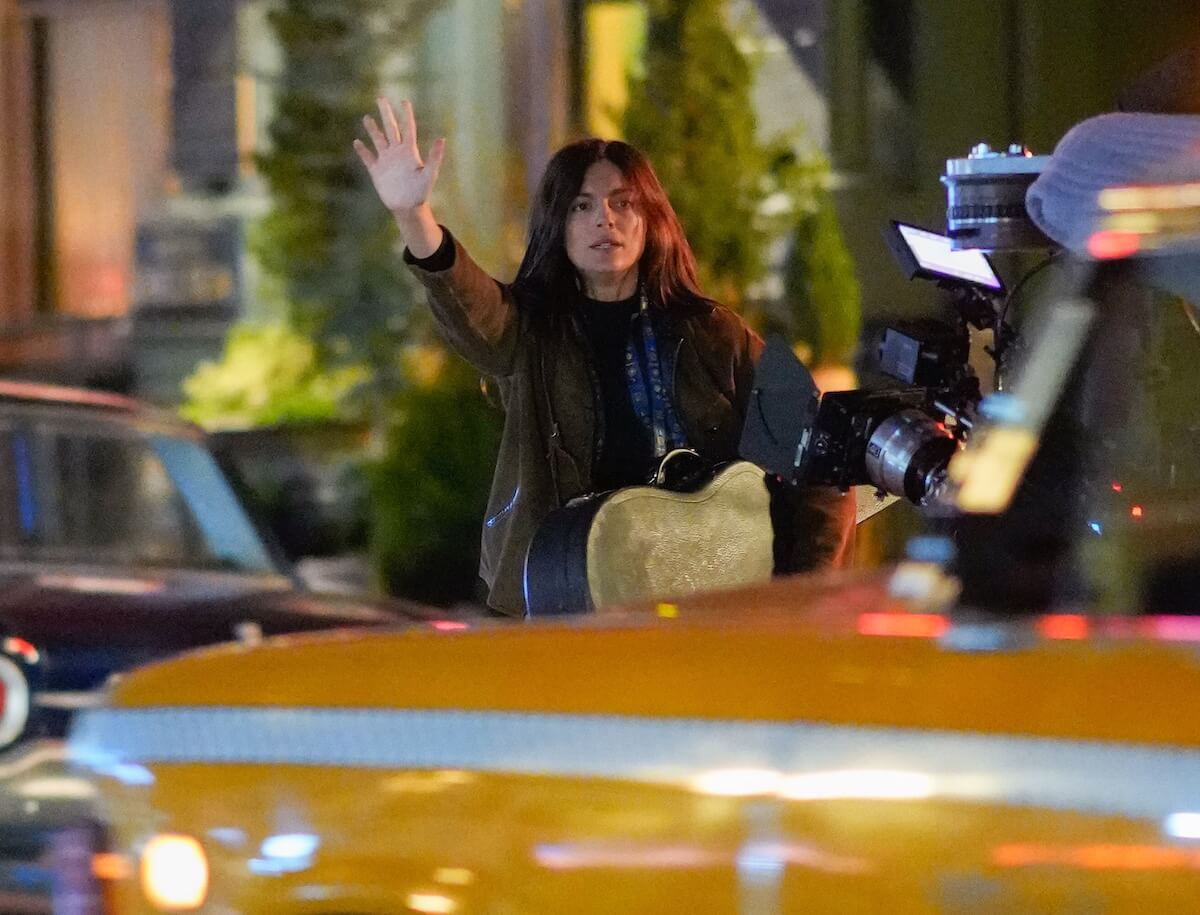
[864,410,959,502]
[942,147,1053,250]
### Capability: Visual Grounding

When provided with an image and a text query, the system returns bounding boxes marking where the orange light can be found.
[1087,231,1142,260]
[1131,505,1144,519]
[993,843,1200,871]
[991,843,1043,867]
[1037,614,1089,640]
[92,852,132,881]
[1111,481,1123,493]
[857,613,948,639]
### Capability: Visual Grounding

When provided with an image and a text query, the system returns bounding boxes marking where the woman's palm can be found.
[354,98,445,214]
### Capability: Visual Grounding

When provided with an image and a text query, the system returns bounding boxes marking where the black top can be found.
[580,292,654,491]
[405,231,655,491]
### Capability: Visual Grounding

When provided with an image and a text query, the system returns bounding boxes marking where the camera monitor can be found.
[888,221,1005,292]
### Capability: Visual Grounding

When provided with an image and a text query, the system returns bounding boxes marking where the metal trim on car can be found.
[69,706,1200,821]
[0,657,31,748]
[34,691,105,711]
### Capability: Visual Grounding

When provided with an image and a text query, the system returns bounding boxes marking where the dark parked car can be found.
[0,379,437,909]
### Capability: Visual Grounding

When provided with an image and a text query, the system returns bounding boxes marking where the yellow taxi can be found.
[63,572,1200,914]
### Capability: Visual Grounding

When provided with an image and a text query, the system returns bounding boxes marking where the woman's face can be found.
[564,159,646,299]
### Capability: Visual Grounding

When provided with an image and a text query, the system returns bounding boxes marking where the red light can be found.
[857,613,948,639]
[2,637,38,664]
[1131,505,1144,519]
[1111,481,1123,493]
[1087,231,1141,260]
[1037,615,1089,640]
[431,620,469,632]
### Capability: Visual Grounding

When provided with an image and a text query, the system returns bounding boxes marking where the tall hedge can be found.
[622,0,861,366]
[252,0,421,371]
[622,0,766,310]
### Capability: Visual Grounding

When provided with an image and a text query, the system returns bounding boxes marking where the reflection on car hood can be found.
[0,565,438,693]
[97,568,1200,751]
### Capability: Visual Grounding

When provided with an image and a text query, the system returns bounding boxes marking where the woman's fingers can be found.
[353,101,441,214]
[363,114,388,153]
[352,138,377,168]
[426,136,446,186]
[401,99,418,151]
[379,97,402,144]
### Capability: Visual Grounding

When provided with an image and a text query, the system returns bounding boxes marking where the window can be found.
[23,2,171,318]
[0,417,275,574]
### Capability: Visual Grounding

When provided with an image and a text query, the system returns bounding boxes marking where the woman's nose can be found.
[596,202,615,225]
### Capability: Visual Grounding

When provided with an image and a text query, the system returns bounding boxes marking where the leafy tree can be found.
[185,0,405,429]
[252,0,445,374]
[782,182,862,367]
[622,0,861,364]
[622,0,765,309]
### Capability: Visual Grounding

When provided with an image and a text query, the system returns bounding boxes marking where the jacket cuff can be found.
[403,227,456,272]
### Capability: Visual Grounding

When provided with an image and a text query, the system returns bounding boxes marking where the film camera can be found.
[742,145,1053,505]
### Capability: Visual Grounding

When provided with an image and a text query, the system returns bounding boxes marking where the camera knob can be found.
[970,143,992,157]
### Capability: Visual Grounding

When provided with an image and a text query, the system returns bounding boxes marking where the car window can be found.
[148,434,277,573]
[0,419,277,575]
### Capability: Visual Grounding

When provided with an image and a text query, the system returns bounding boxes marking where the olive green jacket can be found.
[407,234,854,615]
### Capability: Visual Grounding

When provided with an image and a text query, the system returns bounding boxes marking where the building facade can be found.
[0,0,1197,397]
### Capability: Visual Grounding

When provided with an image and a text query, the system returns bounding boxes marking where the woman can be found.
[355,98,854,617]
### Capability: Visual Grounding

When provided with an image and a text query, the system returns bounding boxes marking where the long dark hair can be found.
[513,139,711,311]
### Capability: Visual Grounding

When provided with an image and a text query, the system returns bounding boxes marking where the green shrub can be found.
[181,322,368,430]
[783,187,862,367]
[367,358,502,606]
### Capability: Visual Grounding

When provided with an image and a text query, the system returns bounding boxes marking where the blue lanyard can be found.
[625,292,688,458]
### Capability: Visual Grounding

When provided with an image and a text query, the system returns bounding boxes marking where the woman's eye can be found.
[615,198,632,209]
[571,201,589,212]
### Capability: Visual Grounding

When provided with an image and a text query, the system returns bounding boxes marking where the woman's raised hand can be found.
[354,98,446,216]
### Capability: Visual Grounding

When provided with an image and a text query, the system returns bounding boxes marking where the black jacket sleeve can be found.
[768,476,857,574]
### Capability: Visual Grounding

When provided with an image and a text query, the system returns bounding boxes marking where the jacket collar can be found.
[652,295,713,340]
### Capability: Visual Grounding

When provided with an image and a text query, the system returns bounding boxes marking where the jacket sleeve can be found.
[768,477,857,573]
[404,230,522,377]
